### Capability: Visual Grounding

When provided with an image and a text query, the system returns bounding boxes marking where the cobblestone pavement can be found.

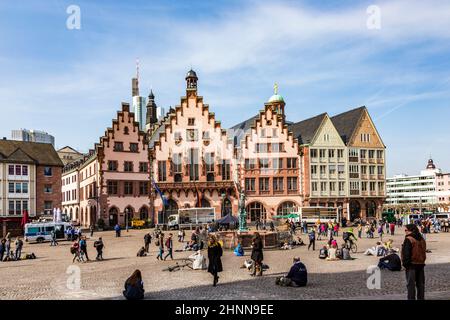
[0,227,449,300]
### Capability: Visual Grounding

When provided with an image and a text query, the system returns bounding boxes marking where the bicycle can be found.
[162,259,193,272]
[345,240,358,254]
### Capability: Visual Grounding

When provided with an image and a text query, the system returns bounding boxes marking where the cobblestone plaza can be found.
[0,228,449,300]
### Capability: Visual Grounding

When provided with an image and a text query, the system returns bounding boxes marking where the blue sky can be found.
[1,0,450,176]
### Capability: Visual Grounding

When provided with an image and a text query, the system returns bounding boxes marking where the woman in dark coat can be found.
[123,269,145,300]
[207,235,223,286]
[251,232,264,276]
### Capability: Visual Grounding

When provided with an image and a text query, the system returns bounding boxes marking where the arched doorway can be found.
[125,206,134,227]
[139,206,149,220]
[69,208,73,220]
[90,206,97,226]
[109,207,118,226]
[75,207,79,221]
[366,201,377,218]
[222,198,232,217]
[277,201,298,215]
[246,202,266,222]
[349,200,361,222]
[80,208,84,224]
[200,198,211,208]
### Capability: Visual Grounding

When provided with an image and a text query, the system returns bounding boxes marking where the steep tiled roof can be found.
[288,113,327,145]
[0,140,63,166]
[330,106,366,144]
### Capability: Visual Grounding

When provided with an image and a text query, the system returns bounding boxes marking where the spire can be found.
[132,58,140,97]
[185,69,198,93]
[146,88,158,129]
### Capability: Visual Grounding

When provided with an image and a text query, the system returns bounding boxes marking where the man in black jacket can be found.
[276,257,307,287]
[401,224,426,300]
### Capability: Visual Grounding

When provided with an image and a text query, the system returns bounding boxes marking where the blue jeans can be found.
[157,248,164,260]
[15,248,22,260]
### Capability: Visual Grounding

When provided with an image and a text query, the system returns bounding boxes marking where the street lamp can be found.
[221,193,226,217]
[125,207,129,232]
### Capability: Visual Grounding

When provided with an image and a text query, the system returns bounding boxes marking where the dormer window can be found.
[188,118,195,126]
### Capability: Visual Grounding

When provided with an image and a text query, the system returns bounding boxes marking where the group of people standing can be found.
[70,236,104,262]
[0,234,23,261]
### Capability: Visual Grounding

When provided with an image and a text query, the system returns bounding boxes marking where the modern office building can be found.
[132,77,147,131]
[386,159,442,211]
[11,129,55,147]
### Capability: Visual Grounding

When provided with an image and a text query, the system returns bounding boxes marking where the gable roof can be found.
[288,113,327,145]
[0,140,63,166]
[330,106,366,144]
[57,146,82,154]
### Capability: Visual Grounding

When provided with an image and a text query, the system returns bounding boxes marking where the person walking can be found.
[250,232,264,277]
[114,224,121,237]
[401,224,427,300]
[123,270,145,300]
[50,229,58,246]
[5,236,11,259]
[308,227,316,251]
[144,232,152,253]
[79,236,90,261]
[207,235,223,286]
[94,237,104,260]
[71,241,81,263]
[164,233,174,261]
[0,238,6,262]
[389,222,395,236]
[156,233,165,260]
[90,224,95,237]
[14,237,23,260]
[357,224,363,239]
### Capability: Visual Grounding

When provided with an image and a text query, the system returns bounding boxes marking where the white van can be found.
[432,213,450,221]
[24,222,72,243]
[404,214,423,225]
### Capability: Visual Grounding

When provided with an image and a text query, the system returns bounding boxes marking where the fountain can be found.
[213,193,286,249]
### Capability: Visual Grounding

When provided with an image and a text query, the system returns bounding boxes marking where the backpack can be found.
[70,246,77,254]
[343,232,349,241]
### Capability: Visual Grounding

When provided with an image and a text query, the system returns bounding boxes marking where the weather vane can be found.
[274,82,278,95]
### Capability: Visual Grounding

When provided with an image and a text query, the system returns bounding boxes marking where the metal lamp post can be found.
[125,208,129,232]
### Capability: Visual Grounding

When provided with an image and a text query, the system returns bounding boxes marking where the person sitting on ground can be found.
[281,242,292,250]
[137,246,147,257]
[364,241,383,256]
[378,253,402,271]
[123,269,145,300]
[275,257,308,287]
[292,237,305,246]
[234,243,244,256]
[341,244,352,260]
[319,246,328,259]
[326,244,338,261]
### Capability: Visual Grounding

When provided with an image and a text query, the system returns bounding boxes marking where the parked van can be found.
[403,214,424,225]
[432,213,450,221]
[24,222,72,243]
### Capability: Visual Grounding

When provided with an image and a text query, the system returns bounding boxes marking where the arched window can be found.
[206,173,215,182]
[124,126,129,135]
[246,202,266,222]
[200,198,211,208]
[277,201,297,215]
[222,198,232,216]
[366,201,377,218]
[109,207,118,226]
[174,174,182,182]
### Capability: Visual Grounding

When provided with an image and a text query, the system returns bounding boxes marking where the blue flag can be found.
[152,179,168,207]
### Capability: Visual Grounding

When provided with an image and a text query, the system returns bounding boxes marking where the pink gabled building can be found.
[62,103,151,227]
[149,70,238,224]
